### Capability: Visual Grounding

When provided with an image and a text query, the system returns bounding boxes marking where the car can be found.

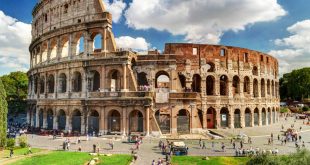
[170,141,188,156]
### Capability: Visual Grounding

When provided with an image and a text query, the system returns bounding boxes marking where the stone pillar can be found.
[27,109,31,125]
[229,108,234,128]
[251,110,254,127]
[53,115,58,130]
[102,29,107,52]
[202,111,207,129]
[35,109,40,128]
[66,115,70,131]
[83,31,90,56]
[215,108,220,128]
[146,107,150,136]
[240,108,245,128]
[258,108,262,126]
[99,107,105,134]
[101,66,105,91]
[43,110,47,129]
[122,64,127,91]
[30,109,34,127]
[81,115,86,134]
[68,33,73,59]
[122,107,127,136]
[56,36,61,60]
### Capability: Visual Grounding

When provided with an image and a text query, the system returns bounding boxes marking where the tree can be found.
[0,72,28,114]
[0,78,8,148]
[302,106,310,112]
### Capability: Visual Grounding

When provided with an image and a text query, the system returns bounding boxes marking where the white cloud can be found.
[0,11,31,75]
[269,20,310,75]
[125,0,286,44]
[115,36,150,51]
[103,0,127,23]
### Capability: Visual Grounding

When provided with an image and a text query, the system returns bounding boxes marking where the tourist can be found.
[152,160,155,165]
[78,146,82,151]
[233,141,236,149]
[240,141,243,149]
[28,145,32,154]
[271,133,273,140]
[302,141,305,148]
[10,148,14,158]
[93,144,96,153]
[157,158,162,165]
[78,137,81,144]
[299,135,302,142]
[221,142,225,152]
[202,141,206,149]
[278,134,280,141]
[300,126,302,131]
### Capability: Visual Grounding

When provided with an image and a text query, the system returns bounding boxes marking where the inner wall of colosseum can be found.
[27,0,280,136]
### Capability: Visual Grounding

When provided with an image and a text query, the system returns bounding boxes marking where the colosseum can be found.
[27,0,280,136]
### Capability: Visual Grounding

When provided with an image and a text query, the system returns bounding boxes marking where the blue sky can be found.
[0,0,309,76]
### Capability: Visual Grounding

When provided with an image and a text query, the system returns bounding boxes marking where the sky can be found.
[0,0,309,76]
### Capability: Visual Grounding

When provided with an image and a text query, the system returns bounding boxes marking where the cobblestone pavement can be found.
[26,116,310,165]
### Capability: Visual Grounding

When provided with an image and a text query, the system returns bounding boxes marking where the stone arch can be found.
[155,110,171,134]
[108,69,121,92]
[207,62,215,72]
[220,107,229,128]
[39,76,45,94]
[41,42,48,62]
[58,73,67,93]
[178,73,186,89]
[206,75,215,95]
[72,71,82,92]
[89,70,100,92]
[177,109,190,134]
[245,108,252,127]
[191,74,201,92]
[155,70,170,88]
[207,107,216,128]
[220,75,228,96]
[253,79,259,97]
[72,109,82,133]
[261,79,265,97]
[91,32,103,52]
[57,109,66,130]
[47,109,53,130]
[50,39,57,59]
[107,110,121,133]
[88,110,99,134]
[254,108,259,126]
[234,109,241,128]
[47,74,55,93]
[129,110,144,132]
[252,66,258,76]
[262,108,266,125]
[232,76,240,95]
[244,76,250,94]
[137,72,149,86]
[76,35,84,55]
[60,35,69,58]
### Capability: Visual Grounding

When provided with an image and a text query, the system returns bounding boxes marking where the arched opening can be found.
[108,110,121,133]
[245,108,252,127]
[50,40,57,59]
[191,74,201,92]
[262,108,266,125]
[207,62,215,72]
[39,109,44,128]
[47,109,53,130]
[220,107,229,128]
[207,107,216,128]
[34,76,39,94]
[58,73,67,93]
[57,110,66,130]
[76,36,84,55]
[220,75,228,96]
[244,76,250,94]
[252,66,258,76]
[261,79,265,97]
[60,36,69,58]
[253,79,259,97]
[129,110,144,132]
[234,109,241,128]
[155,110,171,134]
[272,80,275,97]
[109,70,121,92]
[93,33,102,52]
[155,71,170,89]
[72,109,82,133]
[268,107,271,125]
[47,74,55,93]
[267,80,271,95]
[178,73,186,89]
[198,109,203,128]
[72,71,82,92]
[232,76,240,95]
[89,70,100,92]
[88,110,99,134]
[39,76,45,94]
[137,72,149,86]
[41,42,48,62]
[254,108,259,126]
[177,109,190,134]
[206,76,215,95]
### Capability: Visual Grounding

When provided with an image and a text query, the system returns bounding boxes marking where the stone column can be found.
[229,108,234,128]
[102,29,107,52]
[30,109,34,127]
[99,107,105,134]
[43,110,47,129]
[27,109,31,125]
[146,107,150,136]
[68,33,73,59]
[81,115,86,134]
[56,36,61,61]
[258,108,262,126]
[122,107,127,136]
[202,104,207,129]
[35,110,40,128]
[251,110,255,127]
[66,115,70,131]
[53,115,58,130]
[47,39,51,62]
[215,107,220,128]
[122,64,127,91]
[101,66,105,91]
[240,108,245,128]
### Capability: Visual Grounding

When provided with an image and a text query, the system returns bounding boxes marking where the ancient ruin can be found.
[27,0,280,136]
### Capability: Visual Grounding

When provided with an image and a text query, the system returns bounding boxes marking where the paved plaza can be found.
[25,115,310,165]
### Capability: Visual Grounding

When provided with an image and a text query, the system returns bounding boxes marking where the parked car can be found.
[170,141,188,156]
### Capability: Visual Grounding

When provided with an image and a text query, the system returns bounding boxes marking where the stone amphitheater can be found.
[27,0,280,136]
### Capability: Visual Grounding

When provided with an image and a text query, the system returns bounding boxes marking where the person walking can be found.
[10,148,14,158]
[202,141,206,149]
[28,145,32,154]
[233,141,236,149]
[221,142,225,152]
[240,141,243,149]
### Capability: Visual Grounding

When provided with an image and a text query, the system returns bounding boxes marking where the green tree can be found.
[0,71,28,113]
[0,78,8,148]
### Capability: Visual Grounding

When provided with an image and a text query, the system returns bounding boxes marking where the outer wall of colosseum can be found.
[27,0,280,136]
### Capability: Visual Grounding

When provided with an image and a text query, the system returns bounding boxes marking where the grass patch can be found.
[171,156,249,165]
[1,148,43,159]
[9,151,132,165]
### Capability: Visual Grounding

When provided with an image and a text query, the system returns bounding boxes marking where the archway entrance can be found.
[129,110,143,132]
[262,108,266,125]
[88,110,99,134]
[177,109,190,134]
[207,108,216,128]
[220,108,229,128]
[58,110,66,130]
[72,110,82,133]
[47,109,53,130]
[245,108,251,127]
[234,109,241,128]
[108,110,121,133]
[254,108,259,126]
[155,110,171,134]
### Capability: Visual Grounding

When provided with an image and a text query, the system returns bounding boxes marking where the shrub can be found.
[280,107,288,113]
[302,106,310,112]
[6,138,15,149]
[18,135,28,148]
